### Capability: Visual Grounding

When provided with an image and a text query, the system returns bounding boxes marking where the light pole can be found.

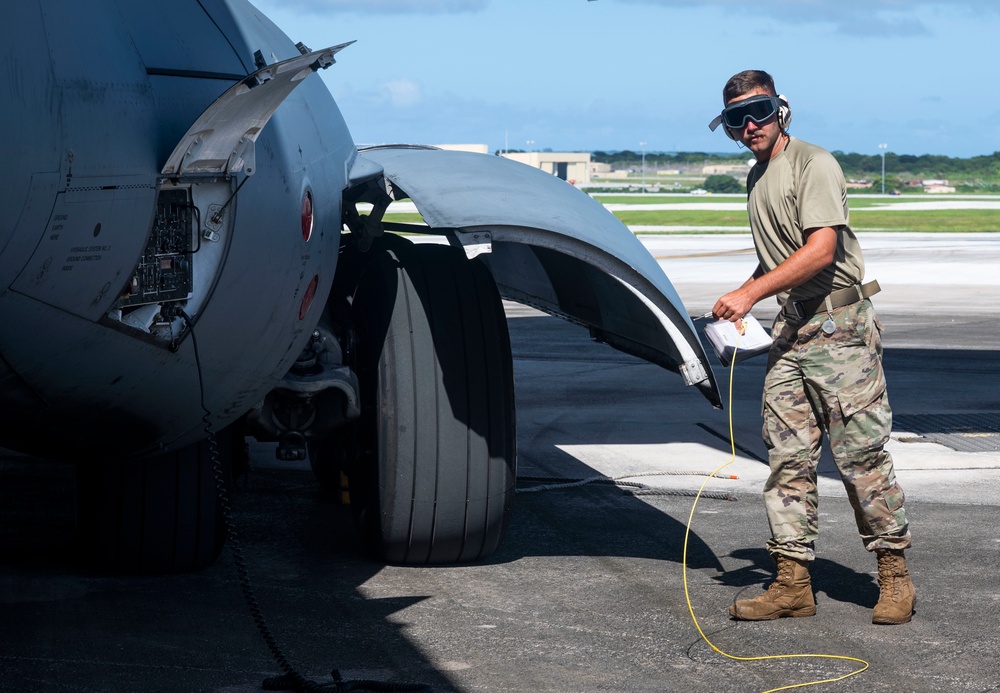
[878,143,888,195]
[639,141,647,193]
[526,139,534,152]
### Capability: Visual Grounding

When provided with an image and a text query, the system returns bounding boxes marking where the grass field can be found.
[594,195,742,205]
[380,194,1000,233]
[850,209,1000,233]
[610,208,1000,233]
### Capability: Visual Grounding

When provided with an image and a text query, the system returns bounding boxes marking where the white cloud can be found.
[616,0,994,36]
[382,79,423,107]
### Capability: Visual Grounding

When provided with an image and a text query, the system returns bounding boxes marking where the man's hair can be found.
[723,70,777,103]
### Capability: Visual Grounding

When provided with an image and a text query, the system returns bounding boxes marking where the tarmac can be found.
[2,232,999,693]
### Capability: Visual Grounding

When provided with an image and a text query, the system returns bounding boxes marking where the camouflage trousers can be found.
[762,299,911,561]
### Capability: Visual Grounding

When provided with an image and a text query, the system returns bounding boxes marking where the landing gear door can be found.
[356,146,722,408]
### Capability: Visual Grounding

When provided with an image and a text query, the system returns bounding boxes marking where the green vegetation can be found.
[592,150,1000,192]
[832,151,1000,184]
[585,186,705,194]
[703,174,743,194]
[612,209,748,228]
[380,213,425,224]
[593,195,742,204]
[593,150,748,168]
[381,202,998,234]
[850,209,999,233]
[611,206,998,233]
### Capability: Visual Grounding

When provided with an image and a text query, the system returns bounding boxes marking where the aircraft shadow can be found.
[0,453,464,692]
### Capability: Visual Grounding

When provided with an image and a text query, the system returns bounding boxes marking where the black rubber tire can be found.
[75,431,235,574]
[349,242,516,564]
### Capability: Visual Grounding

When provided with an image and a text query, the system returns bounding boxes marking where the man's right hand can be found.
[712,287,757,323]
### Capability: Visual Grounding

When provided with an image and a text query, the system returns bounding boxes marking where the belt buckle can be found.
[791,300,807,320]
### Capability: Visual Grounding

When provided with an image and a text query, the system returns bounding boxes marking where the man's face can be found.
[726,87,783,161]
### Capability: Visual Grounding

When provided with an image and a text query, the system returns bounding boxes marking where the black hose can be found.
[178,310,428,693]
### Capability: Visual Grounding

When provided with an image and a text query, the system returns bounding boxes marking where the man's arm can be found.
[712,226,838,321]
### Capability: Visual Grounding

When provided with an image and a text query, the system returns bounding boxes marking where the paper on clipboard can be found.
[703,314,773,366]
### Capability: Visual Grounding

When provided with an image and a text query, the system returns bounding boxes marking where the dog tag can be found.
[821,318,836,335]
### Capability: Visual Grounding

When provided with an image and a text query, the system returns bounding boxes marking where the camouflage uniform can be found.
[763,298,911,561]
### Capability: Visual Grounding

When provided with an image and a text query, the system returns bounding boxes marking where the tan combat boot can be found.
[873,549,916,625]
[729,554,816,620]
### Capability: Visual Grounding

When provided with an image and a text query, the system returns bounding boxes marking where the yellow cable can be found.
[681,322,869,692]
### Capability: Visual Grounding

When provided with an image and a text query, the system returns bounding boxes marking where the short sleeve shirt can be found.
[746,137,864,305]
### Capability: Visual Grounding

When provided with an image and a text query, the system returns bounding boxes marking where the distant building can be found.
[924,184,956,194]
[590,162,631,179]
[701,164,747,176]
[502,151,591,185]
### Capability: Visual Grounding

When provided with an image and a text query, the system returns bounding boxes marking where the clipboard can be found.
[703,314,773,367]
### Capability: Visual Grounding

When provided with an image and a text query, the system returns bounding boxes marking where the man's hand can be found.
[713,287,757,322]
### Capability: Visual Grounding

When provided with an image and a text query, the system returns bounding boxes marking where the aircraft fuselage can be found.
[1,0,351,460]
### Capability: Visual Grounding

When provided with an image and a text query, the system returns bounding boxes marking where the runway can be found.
[1,232,998,692]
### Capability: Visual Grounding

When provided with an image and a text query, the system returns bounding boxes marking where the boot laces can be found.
[765,579,787,596]
[877,555,904,602]
[766,563,793,594]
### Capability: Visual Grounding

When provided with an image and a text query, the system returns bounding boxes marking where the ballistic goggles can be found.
[708,94,782,132]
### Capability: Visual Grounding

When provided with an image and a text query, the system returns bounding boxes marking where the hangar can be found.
[500,151,592,185]
[434,145,592,185]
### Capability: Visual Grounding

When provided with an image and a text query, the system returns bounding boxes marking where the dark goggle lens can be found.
[722,97,778,129]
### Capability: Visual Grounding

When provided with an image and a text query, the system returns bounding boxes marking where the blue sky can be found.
[254,0,998,158]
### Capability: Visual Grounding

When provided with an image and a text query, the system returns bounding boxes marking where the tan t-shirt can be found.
[746,137,864,305]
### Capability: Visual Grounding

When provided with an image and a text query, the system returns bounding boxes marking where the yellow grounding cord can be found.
[681,322,869,692]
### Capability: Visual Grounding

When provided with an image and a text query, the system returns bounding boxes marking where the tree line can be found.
[592,150,1000,182]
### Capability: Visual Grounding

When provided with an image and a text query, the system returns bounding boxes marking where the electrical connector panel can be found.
[119,188,194,307]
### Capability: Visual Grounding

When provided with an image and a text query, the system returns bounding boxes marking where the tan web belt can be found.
[785,280,881,320]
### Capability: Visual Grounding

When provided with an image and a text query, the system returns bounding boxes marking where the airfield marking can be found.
[652,247,755,260]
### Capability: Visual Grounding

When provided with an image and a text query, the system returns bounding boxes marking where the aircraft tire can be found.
[350,241,516,564]
[75,430,236,574]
